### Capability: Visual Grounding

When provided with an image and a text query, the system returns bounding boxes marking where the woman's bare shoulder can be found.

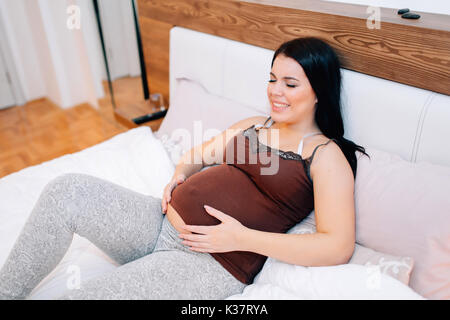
[310,140,353,182]
[230,116,267,128]
[226,115,268,131]
[199,116,268,165]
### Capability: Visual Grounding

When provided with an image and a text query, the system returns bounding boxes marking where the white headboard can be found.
[168,26,450,167]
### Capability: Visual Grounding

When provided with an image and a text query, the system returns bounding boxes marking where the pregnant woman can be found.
[0,37,369,299]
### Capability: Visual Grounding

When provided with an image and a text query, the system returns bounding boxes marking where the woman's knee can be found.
[41,173,101,198]
[44,173,85,191]
[36,173,96,221]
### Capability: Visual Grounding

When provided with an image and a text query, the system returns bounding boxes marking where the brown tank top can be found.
[170,117,334,284]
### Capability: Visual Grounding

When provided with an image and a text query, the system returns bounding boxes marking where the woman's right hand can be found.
[162,174,187,214]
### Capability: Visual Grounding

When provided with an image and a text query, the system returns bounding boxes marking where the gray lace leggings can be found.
[0,173,245,300]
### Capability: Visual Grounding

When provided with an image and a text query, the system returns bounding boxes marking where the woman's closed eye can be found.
[268,79,297,88]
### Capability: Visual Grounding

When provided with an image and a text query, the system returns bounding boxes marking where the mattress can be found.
[0,127,423,299]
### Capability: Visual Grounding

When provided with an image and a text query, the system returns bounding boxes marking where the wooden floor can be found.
[0,78,146,179]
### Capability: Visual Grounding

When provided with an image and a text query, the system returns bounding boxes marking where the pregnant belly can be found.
[168,164,277,235]
[166,203,191,234]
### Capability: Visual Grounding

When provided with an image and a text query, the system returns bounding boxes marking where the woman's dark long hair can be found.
[272,37,369,179]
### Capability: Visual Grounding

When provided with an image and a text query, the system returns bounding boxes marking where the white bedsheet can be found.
[0,127,423,299]
[0,127,174,299]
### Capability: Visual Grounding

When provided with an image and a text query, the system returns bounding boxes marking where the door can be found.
[0,45,15,110]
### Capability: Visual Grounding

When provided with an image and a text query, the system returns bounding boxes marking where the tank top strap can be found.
[254,116,274,131]
[297,132,323,155]
[307,138,335,163]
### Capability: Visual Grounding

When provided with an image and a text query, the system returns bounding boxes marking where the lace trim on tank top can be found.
[242,117,336,184]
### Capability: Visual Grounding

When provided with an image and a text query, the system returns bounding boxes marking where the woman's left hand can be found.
[178,205,247,253]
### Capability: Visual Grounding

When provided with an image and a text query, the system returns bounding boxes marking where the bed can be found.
[1,26,449,300]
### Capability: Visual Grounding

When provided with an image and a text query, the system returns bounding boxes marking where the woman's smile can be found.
[271,101,291,112]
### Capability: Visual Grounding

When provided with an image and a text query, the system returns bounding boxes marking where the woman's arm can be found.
[241,141,356,266]
[163,116,266,213]
[239,228,352,267]
[172,146,204,179]
[170,115,267,180]
[180,141,355,267]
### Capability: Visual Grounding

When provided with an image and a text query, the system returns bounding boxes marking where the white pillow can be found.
[228,263,424,300]
[286,215,414,286]
[232,214,422,300]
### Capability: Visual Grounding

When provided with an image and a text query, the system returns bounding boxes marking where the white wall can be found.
[325,0,450,15]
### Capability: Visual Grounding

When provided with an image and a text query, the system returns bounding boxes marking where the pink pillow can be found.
[355,147,450,300]
[156,78,265,146]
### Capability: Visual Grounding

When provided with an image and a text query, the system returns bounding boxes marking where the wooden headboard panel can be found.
[137,0,450,104]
